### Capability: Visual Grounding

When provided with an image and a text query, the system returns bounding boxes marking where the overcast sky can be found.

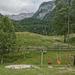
[0,0,52,15]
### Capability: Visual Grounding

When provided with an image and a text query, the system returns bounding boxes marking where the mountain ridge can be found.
[33,1,55,20]
[8,13,34,21]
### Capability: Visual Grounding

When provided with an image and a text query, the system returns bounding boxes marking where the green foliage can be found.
[51,0,75,35]
[0,16,16,63]
[69,37,75,45]
[51,0,67,35]
[15,18,52,35]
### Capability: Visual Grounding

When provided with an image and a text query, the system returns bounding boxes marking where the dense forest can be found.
[15,18,52,35]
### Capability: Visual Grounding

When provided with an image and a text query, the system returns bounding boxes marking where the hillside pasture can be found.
[1,32,75,65]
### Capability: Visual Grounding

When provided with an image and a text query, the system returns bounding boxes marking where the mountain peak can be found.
[33,1,55,20]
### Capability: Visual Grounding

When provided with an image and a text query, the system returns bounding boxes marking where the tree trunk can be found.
[1,55,3,64]
[73,56,75,66]
[64,34,67,43]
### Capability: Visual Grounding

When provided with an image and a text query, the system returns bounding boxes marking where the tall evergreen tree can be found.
[52,0,74,42]
[0,16,16,64]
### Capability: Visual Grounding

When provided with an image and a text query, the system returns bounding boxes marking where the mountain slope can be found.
[15,0,75,36]
[15,18,52,35]
[0,13,3,17]
[33,1,55,20]
[15,1,55,35]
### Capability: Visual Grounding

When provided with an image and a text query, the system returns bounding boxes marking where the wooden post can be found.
[41,49,44,66]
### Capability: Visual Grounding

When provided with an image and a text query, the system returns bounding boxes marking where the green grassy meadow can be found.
[16,32,69,49]
[0,32,75,75]
[1,32,75,64]
[1,32,75,65]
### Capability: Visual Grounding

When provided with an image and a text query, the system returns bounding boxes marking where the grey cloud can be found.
[0,0,52,15]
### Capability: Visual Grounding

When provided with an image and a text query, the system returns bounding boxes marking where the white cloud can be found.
[0,0,52,15]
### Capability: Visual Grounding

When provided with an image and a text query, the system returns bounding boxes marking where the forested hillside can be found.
[15,18,52,35]
[15,0,75,36]
[49,0,75,35]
